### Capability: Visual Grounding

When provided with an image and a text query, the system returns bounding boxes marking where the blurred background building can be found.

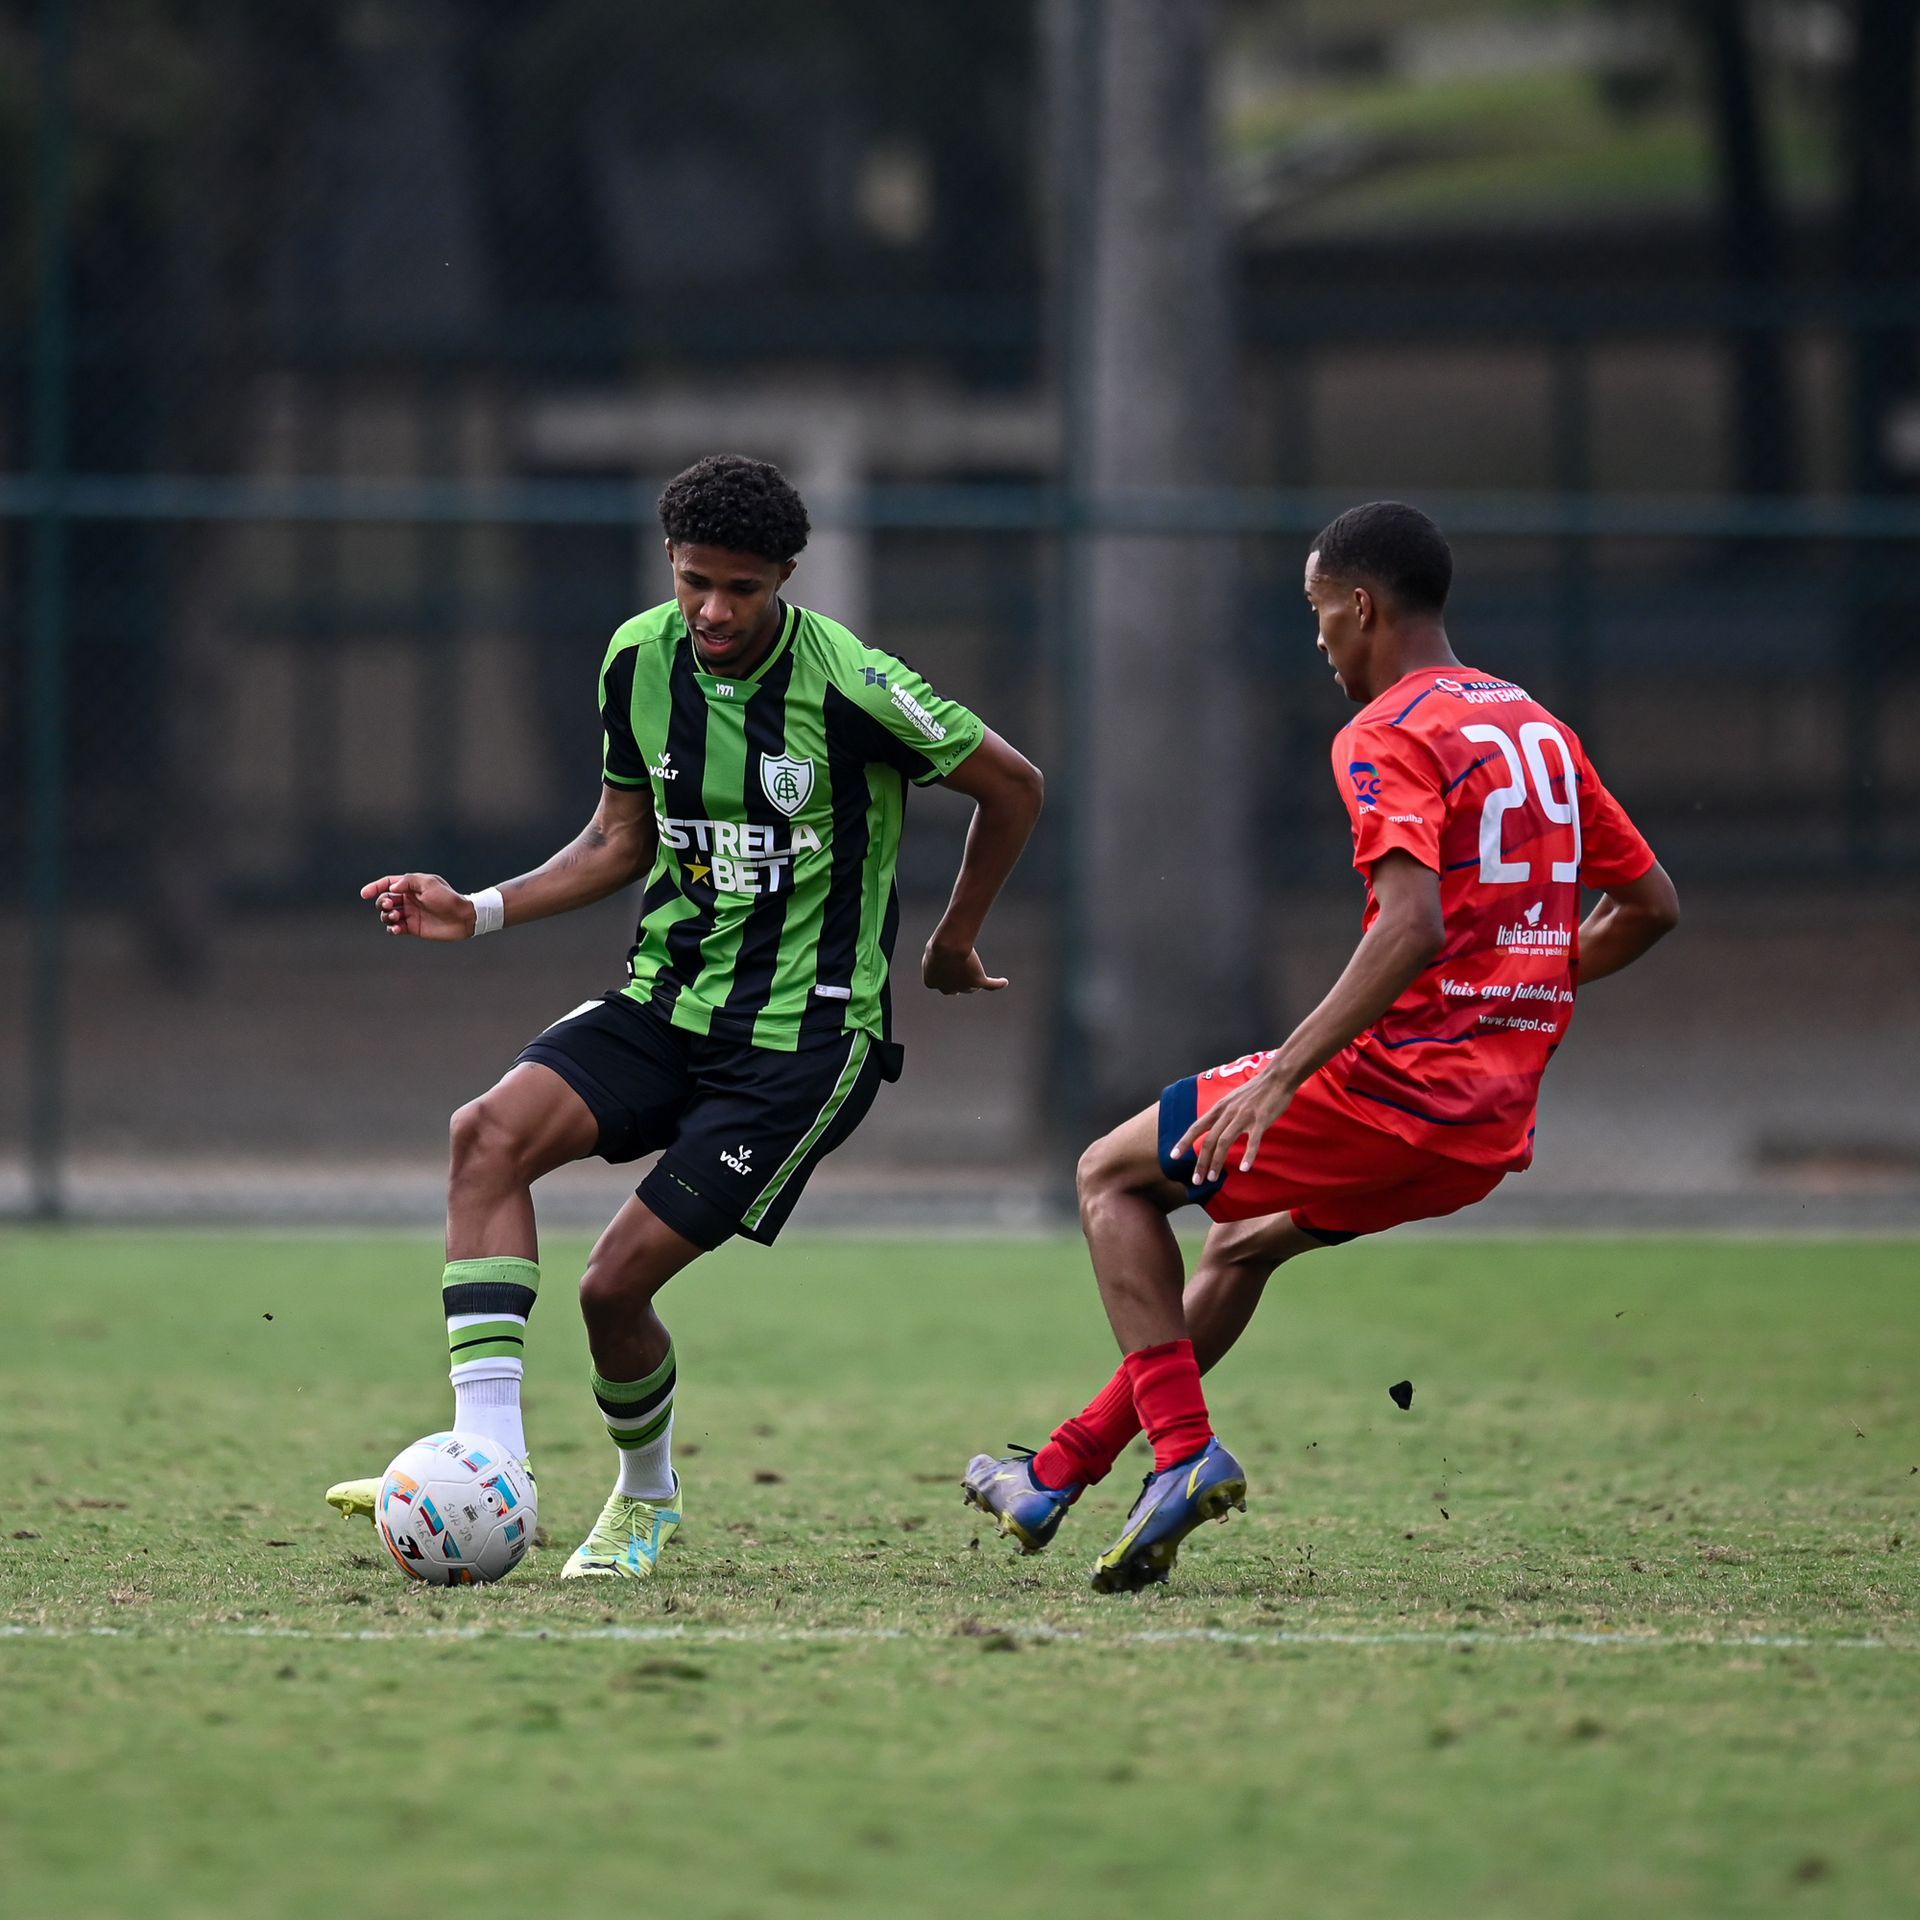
[2,0,1916,1228]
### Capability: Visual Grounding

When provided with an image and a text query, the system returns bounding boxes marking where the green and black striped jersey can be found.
[600,599,985,1051]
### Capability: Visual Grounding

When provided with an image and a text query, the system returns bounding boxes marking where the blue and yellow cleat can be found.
[961,1445,1080,1554]
[560,1476,682,1579]
[1090,1438,1246,1593]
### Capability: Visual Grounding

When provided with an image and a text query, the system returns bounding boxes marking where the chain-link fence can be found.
[4,0,1918,1226]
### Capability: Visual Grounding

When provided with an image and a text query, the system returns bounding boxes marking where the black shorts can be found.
[516,993,897,1249]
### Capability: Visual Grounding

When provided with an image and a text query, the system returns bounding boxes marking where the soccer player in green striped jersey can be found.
[328,455,1044,1577]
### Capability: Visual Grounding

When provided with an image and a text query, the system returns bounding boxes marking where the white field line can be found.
[1,1622,1910,1652]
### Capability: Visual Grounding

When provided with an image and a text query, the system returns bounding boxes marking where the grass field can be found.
[3,1230,1916,1919]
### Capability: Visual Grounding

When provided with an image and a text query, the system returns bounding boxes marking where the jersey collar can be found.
[684,599,796,698]
[1359,664,1458,725]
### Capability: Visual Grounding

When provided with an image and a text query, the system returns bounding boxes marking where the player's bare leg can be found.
[1184,1214,1329,1369]
[965,1109,1191,1555]
[576,1195,704,1380]
[1066,1109,1247,1589]
[325,1064,598,1520]
[1074,1107,1194,1350]
[563,1196,706,1580]
[964,1210,1326,1554]
[446,1062,600,1262]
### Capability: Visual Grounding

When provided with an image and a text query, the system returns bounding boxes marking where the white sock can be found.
[615,1412,676,1503]
[594,1347,677,1502]
[453,1372,527,1461]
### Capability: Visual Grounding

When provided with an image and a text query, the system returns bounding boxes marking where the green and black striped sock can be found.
[593,1342,677,1502]
[444,1256,539,1459]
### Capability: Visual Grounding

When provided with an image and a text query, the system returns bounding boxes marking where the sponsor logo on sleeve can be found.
[890,683,948,742]
[1348,760,1384,809]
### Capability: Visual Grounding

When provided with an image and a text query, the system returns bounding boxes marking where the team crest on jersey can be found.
[760,753,815,818]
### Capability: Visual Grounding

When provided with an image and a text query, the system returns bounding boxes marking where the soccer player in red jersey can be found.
[965,500,1680,1591]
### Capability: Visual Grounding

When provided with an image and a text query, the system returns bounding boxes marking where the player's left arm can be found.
[1574,861,1679,984]
[1173,851,1445,1184]
[923,730,1045,994]
[1570,747,1678,985]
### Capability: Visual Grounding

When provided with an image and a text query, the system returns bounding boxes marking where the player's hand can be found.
[921,937,1008,994]
[360,872,474,941]
[1171,1067,1299,1187]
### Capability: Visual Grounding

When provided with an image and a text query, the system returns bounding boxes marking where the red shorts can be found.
[1157,1052,1505,1241]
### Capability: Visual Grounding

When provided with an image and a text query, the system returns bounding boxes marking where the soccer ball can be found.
[375,1431,537,1586]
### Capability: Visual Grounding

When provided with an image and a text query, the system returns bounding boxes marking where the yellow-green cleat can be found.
[326,1455,536,1523]
[561,1477,683,1579]
[325,1477,380,1521]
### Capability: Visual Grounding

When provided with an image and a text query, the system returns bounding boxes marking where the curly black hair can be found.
[1310,500,1453,614]
[658,454,810,563]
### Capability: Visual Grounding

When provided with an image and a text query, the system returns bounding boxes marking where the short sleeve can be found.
[1575,748,1656,890]
[600,640,647,787]
[835,647,986,784]
[1336,723,1446,874]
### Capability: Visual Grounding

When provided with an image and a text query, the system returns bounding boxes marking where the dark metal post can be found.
[1550,335,1595,752]
[1044,0,1103,1168]
[25,0,75,1218]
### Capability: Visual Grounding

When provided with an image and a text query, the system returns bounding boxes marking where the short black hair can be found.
[658,454,810,563]
[1310,500,1452,614]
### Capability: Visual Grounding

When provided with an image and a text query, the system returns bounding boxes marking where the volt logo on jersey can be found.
[760,754,815,817]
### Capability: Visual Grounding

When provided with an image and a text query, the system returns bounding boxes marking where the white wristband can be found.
[466,887,506,938]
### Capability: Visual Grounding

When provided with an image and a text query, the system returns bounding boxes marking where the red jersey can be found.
[1328,666,1655,1170]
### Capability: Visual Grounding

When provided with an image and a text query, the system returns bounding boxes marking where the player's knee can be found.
[576,1252,637,1322]
[1074,1136,1115,1211]
[448,1095,527,1187]
[577,1234,672,1321]
[1075,1128,1143,1216]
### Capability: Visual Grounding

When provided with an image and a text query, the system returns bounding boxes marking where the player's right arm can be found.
[1171,850,1445,1183]
[361,781,659,940]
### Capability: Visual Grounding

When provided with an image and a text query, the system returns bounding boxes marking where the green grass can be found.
[2,1231,1917,1918]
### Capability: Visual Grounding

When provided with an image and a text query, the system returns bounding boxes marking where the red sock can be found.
[1033,1363,1141,1491]
[1124,1338,1213,1471]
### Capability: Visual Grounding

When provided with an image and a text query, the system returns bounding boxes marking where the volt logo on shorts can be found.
[720,1144,754,1175]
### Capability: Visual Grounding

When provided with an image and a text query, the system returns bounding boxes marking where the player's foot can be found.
[560,1476,683,1580]
[961,1445,1081,1553]
[324,1477,381,1522]
[1090,1438,1246,1594]
[326,1454,537,1523]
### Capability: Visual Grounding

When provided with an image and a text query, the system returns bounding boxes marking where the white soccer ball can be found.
[375,1431,537,1586]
